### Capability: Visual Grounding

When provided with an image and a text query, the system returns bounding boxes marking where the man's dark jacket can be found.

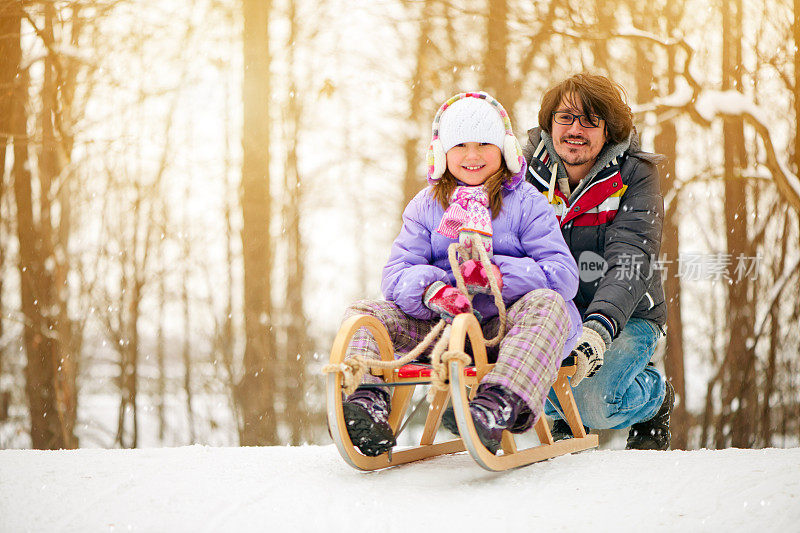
[522,127,667,335]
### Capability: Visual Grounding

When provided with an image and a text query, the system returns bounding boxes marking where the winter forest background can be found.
[0,0,798,452]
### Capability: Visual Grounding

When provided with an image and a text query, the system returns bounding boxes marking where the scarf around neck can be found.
[436,185,493,259]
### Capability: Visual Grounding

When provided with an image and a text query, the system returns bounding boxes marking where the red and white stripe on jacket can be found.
[543,172,627,227]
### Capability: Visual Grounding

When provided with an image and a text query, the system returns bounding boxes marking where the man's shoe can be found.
[440,385,528,454]
[550,418,590,441]
[343,387,396,457]
[626,380,674,450]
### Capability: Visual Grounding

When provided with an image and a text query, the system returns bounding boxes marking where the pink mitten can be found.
[460,260,503,294]
[423,282,472,322]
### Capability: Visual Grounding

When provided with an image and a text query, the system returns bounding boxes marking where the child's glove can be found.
[460,259,503,294]
[423,281,472,322]
[570,320,612,387]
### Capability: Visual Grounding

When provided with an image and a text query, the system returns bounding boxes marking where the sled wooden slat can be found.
[387,384,415,433]
[327,313,598,472]
[500,431,517,454]
[553,365,588,439]
[447,314,598,471]
[534,416,555,445]
[449,359,598,471]
[419,388,449,446]
[327,315,465,470]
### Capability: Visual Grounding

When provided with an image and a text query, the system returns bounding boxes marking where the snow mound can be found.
[1,445,798,532]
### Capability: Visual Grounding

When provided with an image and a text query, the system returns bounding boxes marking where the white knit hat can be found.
[437,97,506,153]
[426,92,525,186]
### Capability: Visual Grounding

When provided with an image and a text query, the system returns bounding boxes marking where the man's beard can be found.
[562,154,594,166]
[558,136,596,166]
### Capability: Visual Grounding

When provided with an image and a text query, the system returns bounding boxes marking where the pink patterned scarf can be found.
[436,186,493,259]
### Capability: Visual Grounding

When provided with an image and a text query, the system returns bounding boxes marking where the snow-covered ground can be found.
[1,445,798,532]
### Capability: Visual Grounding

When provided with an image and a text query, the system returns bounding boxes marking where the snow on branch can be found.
[694,90,761,122]
[601,31,800,214]
[530,25,800,212]
[695,92,800,213]
[641,86,800,213]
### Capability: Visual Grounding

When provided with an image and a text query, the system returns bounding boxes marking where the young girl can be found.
[342,92,582,456]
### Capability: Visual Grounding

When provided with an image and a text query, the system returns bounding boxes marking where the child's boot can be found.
[343,387,396,456]
[441,384,529,454]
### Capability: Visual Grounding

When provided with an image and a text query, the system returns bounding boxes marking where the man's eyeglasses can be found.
[552,111,603,129]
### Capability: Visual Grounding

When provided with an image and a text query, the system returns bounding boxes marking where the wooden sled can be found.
[326,313,599,472]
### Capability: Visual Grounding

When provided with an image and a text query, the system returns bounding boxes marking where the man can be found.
[523,73,674,450]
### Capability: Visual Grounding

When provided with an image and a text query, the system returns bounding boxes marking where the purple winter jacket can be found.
[381,180,582,359]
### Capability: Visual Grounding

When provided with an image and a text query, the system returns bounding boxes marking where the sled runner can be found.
[325,312,599,472]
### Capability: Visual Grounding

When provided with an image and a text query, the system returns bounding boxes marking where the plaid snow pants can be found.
[343,289,570,430]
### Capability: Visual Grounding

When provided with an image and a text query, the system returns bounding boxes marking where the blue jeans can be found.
[545,318,666,430]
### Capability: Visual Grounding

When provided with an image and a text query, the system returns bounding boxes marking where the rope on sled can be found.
[322,320,447,396]
[323,234,507,397]
[447,234,507,347]
[427,325,471,401]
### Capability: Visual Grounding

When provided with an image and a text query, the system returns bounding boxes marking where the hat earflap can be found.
[427,138,447,183]
[504,133,523,174]
[427,91,523,186]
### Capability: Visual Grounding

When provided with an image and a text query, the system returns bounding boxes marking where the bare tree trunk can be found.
[12,64,68,449]
[795,249,800,445]
[657,130,688,448]
[130,187,149,448]
[0,1,17,401]
[36,0,78,450]
[282,105,309,445]
[221,192,240,437]
[8,2,78,448]
[590,0,613,74]
[401,0,435,209]
[626,1,689,447]
[115,259,128,448]
[0,181,4,420]
[719,0,757,448]
[0,1,13,170]
[57,2,84,447]
[793,0,800,446]
[238,0,277,445]
[281,0,310,445]
[655,50,689,450]
[181,206,196,444]
[128,276,140,449]
[760,209,788,446]
[113,190,148,449]
[220,57,241,439]
[794,0,800,173]
[482,0,513,111]
[156,243,167,443]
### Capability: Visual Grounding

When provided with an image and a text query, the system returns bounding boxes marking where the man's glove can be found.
[423,281,472,322]
[570,319,613,387]
[460,259,503,295]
